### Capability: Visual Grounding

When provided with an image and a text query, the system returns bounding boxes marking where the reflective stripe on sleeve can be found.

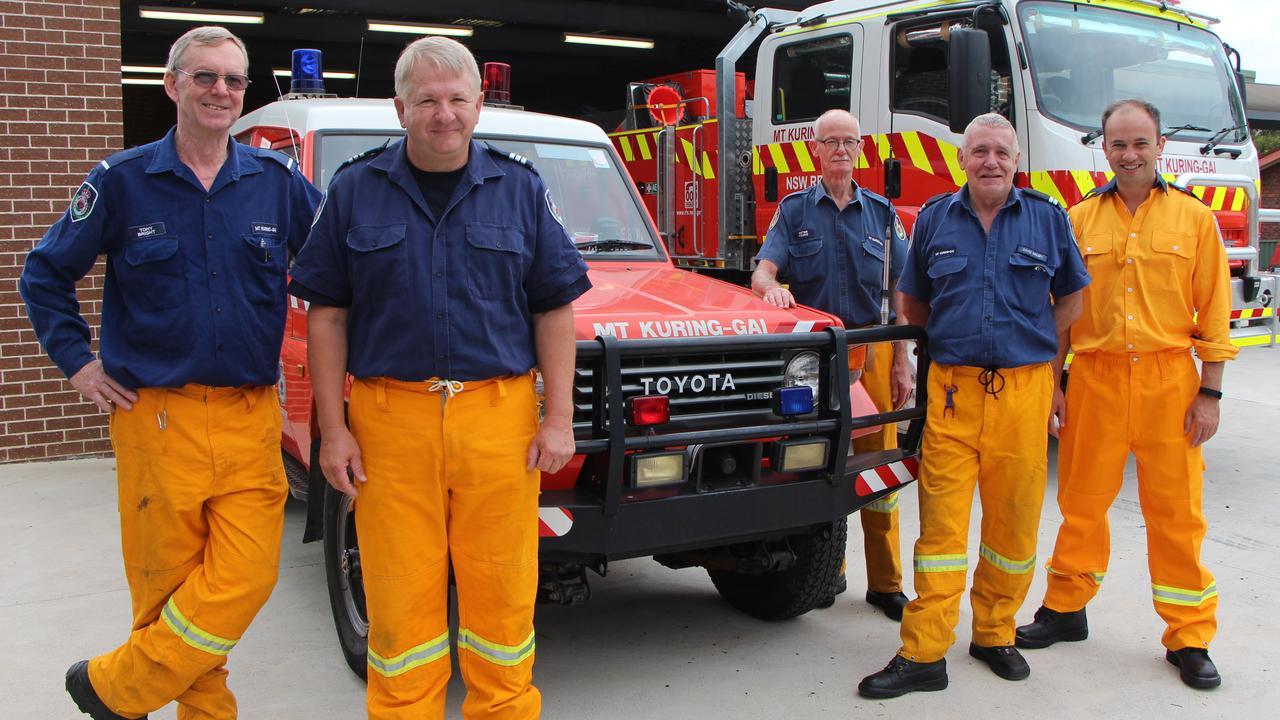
[367,631,451,678]
[913,553,968,573]
[1152,582,1219,607]
[863,493,899,514]
[979,544,1036,575]
[161,597,238,656]
[458,628,536,667]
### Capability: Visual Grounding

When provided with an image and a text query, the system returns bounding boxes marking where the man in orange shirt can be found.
[1016,99,1236,689]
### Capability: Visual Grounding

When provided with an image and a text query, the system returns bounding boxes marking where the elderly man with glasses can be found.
[752,108,914,621]
[21,26,320,720]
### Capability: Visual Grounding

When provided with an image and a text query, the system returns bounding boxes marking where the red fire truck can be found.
[234,68,925,677]
[614,0,1276,345]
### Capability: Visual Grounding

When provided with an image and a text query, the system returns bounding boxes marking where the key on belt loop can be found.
[156,389,169,431]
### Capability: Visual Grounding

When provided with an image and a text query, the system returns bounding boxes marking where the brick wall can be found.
[1262,164,1280,241]
[0,0,121,462]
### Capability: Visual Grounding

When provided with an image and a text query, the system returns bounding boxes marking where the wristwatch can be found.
[1198,386,1223,400]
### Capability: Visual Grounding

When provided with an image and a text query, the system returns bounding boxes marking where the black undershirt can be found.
[410,165,466,220]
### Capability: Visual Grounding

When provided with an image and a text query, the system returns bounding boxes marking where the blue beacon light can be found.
[291,48,325,94]
[773,385,814,417]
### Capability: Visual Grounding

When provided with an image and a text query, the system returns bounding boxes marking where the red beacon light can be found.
[628,395,670,427]
[483,62,512,105]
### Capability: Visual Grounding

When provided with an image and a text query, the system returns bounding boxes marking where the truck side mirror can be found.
[884,158,901,199]
[765,166,779,203]
[947,28,993,134]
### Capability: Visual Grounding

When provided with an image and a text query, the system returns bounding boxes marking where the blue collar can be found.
[1094,174,1169,196]
[953,184,1021,213]
[370,139,506,220]
[145,127,261,191]
[812,178,863,207]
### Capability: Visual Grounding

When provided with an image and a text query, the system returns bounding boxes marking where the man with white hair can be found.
[752,109,913,621]
[289,36,589,718]
[21,26,320,720]
[858,113,1089,698]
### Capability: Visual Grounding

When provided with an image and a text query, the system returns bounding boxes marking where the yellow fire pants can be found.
[1044,349,1217,651]
[899,363,1052,662]
[350,375,541,720]
[851,341,902,594]
[90,385,286,720]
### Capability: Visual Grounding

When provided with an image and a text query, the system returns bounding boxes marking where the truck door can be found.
[753,24,864,229]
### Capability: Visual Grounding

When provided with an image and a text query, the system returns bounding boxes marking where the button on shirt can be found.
[755,181,908,328]
[1068,176,1237,362]
[898,186,1090,367]
[20,128,322,389]
[288,139,591,382]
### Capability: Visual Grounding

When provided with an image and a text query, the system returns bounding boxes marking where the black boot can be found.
[66,661,146,720]
[1015,605,1088,649]
[865,589,910,622]
[1166,648,1221,689]
[858,655,948,698]
[969,643,1031,680]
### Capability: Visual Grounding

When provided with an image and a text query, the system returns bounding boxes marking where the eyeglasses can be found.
[817,138,861,150]
[175,68,251,92]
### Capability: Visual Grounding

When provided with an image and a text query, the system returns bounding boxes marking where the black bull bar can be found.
[304,325,929,558]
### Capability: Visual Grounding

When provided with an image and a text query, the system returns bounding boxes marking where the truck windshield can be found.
[1018,2,1247,144]
[315,132,660,259]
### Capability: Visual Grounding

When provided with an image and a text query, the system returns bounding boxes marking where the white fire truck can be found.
[613,0,1277,346]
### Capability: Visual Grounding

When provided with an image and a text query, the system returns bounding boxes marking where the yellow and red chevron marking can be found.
[610,123,718,179]
[1231,307,1275,320]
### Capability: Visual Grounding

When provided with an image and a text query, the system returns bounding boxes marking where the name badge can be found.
[251,222,279,236]
[866,234,884,247]
[796,229,812,239]
[932,248,956,259]
[1016,245,1048,262]
[129,222,166,239]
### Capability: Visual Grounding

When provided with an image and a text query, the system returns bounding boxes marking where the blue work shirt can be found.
[288,139,591,382]
[754,181,908,327]
[898,185,1090,367]
[20,128,322,389]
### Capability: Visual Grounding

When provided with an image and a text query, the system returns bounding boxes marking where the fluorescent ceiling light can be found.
[273,69,357,80]
[138,6,264,25]
[563,32,654,49]
[121,65,166,74]
[122,77,166,85]
[367,20,473,37]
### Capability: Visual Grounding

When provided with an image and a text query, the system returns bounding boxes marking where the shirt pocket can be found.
[785,237,825,287]
[465,222,525,301]
[1147,230,1195,301]
[859,236,887,296]
[240,233,288,307]
[121,236,185,311]
[925,253,968,303]
[1006,251,1057,315]
[345,223,409,301]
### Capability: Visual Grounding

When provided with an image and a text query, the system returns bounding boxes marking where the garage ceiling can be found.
[119,1,811,144]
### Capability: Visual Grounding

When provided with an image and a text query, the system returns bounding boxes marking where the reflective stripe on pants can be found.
[850,341,902,594]
[351,375,541,720]
[90,385,286,720]
[899,363,1051,662]
[1044,349,1217,650]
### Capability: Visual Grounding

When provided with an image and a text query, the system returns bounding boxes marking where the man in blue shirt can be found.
[753,109,913,621]
[21,27,321,720]
[858,113,1089,698]
[289,37,589,719]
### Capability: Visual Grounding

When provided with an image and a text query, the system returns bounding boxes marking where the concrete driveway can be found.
[3,348,1277,718]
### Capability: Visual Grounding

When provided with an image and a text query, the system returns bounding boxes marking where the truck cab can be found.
[234,92,925,678]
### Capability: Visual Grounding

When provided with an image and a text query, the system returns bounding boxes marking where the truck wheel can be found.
[707,518,847,621]
[323,483,369,680]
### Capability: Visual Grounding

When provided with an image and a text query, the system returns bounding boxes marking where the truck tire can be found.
[707,518,847,621]
[323,483,369,680]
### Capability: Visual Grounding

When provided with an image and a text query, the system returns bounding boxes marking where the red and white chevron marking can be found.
[855,457,919,497]
[538,507,574,538]
[774,319,823,333]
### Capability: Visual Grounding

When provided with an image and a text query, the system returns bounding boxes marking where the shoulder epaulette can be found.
[333,140,390,178]
[1020,187,1062,207]
[99,145,146,172]
[919,192,953,212]
[485,142,534,170]
[249,145,298,172]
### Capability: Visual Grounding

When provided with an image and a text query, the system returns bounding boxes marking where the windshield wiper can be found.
[1199,125,1246,156]
[1080,128,1104,145]
[573,239,651,253]
[1162,123,1210,140]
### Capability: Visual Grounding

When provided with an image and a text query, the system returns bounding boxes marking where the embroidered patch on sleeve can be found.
[70,182,98,222]
[545,189,565,227]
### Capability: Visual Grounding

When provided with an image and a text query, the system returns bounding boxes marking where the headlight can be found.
[783,351,820,412]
